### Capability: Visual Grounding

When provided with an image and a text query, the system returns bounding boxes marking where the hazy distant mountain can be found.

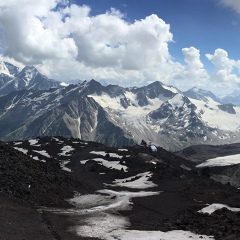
[220,89,240,106]
[184,87,221,103]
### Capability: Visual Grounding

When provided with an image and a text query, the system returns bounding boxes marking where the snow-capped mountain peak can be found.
[0,61,19,77]
[16,66,38,87]
[0,62,62,96]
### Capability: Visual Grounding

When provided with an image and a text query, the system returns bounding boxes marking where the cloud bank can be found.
[0,0,240,94]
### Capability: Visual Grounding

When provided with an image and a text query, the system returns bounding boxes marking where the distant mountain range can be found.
[0,61,240,150]
[0,61,64,96]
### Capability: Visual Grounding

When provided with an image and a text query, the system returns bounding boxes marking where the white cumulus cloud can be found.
[206,48,240,87]
[0,0,240,95]
[0,0,176,86]
[180,47,209,87]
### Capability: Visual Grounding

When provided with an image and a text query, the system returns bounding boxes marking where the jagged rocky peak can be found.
[133,81,177,98]
[0,63,62,96]
[130,81,177,107]
[16,66,38,85]
[0,61,19,76]
[83,79,104,95]
[218,103,236,114]
[184,87,220,103]
[105,84,126,98]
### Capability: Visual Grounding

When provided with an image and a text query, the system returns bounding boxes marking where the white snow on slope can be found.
[80,158,128,171]
[90,151,124,159]
[14,147,28,154]
[162,84,179,94]
[29,139,39,145]
[190,97,240,131]
[60,82,69,87]
[33,150,51,158]
[109,230,214,240]
[199,203,240,214]
[67,190,213,240]
[196,154,240,167]
[67,189,160,239]
[88,91,167,139]
[0,61,11,76]
[60,160,72,172]
[107,171,157,189]
[59,145,75,156]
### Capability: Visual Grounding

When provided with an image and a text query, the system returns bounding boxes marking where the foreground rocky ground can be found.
[0,137,239,239]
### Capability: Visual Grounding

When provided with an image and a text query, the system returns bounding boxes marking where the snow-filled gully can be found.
[40,171,215,240]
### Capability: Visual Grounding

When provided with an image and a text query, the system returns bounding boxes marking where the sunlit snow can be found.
[190,97,240,131]
[28,139,39,145]
[196,154,240,167]
[60,160,71,172]
[59,145,75,156]
[14,147,28,154]
[80,158,128,171]
[88,91,167,141]
[33,150,51,158]
[107,171,157,189]
[199,203,240,214]
[90,151,127,158]
[67,190,213,240]
[109,230,214,240]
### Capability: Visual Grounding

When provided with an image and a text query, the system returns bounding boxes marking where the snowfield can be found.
[196,154,240,167]
[190,97,240,131]
[64,189,214,240]
[66,190,214,240]
[199,203,240,214]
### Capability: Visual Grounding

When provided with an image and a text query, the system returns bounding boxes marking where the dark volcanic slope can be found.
[0,140,87,207]
[4,137,240,240]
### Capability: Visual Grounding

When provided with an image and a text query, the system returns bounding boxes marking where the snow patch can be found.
[28,139,39,145]
[33,150,51,158]
[80,158,128,171]
[14,147,28,155]
[59,145,75,156]
[118,149,128,151]
[109,230,214,240]
[90,151,124,159]
[199,203,240,214]
[197,154,240,167]
[60,160,71,172]
[60,82,69,87]
[107,172,157,189]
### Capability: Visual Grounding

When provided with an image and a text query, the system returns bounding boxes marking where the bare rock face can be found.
[218,103,236,114]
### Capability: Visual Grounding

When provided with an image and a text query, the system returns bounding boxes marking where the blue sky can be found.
[75,0,240,70]
[0,0,240,95]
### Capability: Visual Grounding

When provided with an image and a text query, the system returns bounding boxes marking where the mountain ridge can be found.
[0,63,62,96]
[0,78,240,150]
